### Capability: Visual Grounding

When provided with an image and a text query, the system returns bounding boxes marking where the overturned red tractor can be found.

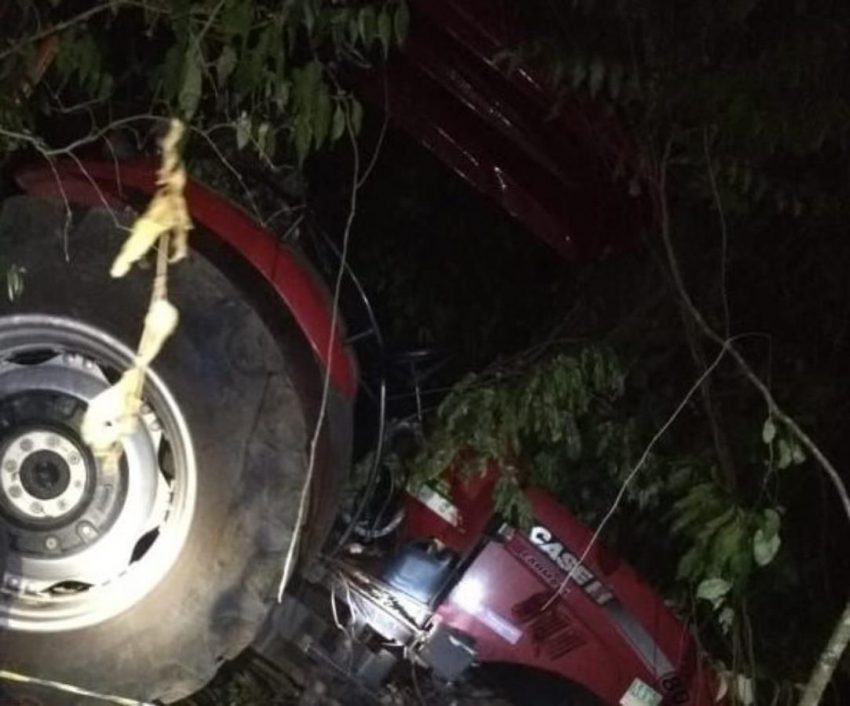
[0,2,723,704]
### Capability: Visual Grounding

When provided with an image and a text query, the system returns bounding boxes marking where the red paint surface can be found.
[14,159,357,400]
[355,0,645,261]
[404,461,498,554]
[407,472,722,705]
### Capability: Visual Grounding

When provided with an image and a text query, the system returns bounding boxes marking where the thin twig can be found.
[277,103,361,601]
[193,0,225,46]
[703,127,731,338]
[542,335,736,611]
[0,113,167,157]
[679,298,738,489]
[0,1,140,62]
[356,67,390,189]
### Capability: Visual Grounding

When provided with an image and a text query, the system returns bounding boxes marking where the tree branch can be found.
[655,141,850,706]
[797,601,850,706]
[657,148,850,520]
[0,2,140,63]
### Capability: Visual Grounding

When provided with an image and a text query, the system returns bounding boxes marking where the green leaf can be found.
[358,6,378,47]
[249,26,274,82]
[753,527,781,566]
[331,102,346,142]
[693,507,735,544]
[256,121,276,159]
[179,45,203,120]
[216,46,238,86]
[571,57,588,89]
[313,82,333,149]
[76,36,95,87]
[294,115,312,166]
[564,415,582,461]
[676,545,703,581]
[235,113,251,150]
[97,73,114,100]
[294,61,323,118]
[351,97,364,134]
[761,508,781,538]
[394,0,411,45]
[718,605,735,634]
[777,438,793,469]
[161,43,184,104]
[696,577,732,608]
[734,675,754,706]
[378,6,393,56]
[753,508,781,566]
[223,1,253,40]
[791,440,806,465]
[710,516,745,576]
[272,20,287,78]
[303,0,316,34]
[762,418,776,444]
[274,81,290,112]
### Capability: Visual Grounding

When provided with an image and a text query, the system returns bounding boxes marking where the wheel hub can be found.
[3,431,87,518]
[0,315,196,632]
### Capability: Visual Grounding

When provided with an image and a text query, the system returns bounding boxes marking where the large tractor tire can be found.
[0,197,329,704]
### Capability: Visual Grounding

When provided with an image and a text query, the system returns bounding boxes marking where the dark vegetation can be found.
[2,1,850,704]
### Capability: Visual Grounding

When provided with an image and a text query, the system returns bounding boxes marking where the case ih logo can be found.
[528,525,613,605]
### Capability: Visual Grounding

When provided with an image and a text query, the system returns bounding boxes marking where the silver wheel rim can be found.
[0,315,196,632]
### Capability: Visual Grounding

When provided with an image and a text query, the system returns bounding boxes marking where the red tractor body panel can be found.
[13,159,357,401]
[356,0,644,261]
[407,483,722,706]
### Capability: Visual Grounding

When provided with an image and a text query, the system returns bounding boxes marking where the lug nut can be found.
[78,521,97,541]
[8,485,22,499]
[29,501,43,515]
[47,435,59,448]
[20,438,33,452]
[44,536,59,551]
[3,459,16,471]
[68,453,81,465]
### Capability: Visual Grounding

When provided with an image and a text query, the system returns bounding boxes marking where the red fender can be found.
[12,159,357,400]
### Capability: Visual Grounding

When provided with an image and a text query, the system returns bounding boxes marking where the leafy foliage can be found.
[474,2,850,699]
[412,347,630,523]
[0,0,410,166]
[502,0,850,228]
[411,335,804,694]
[413,343,786,599]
